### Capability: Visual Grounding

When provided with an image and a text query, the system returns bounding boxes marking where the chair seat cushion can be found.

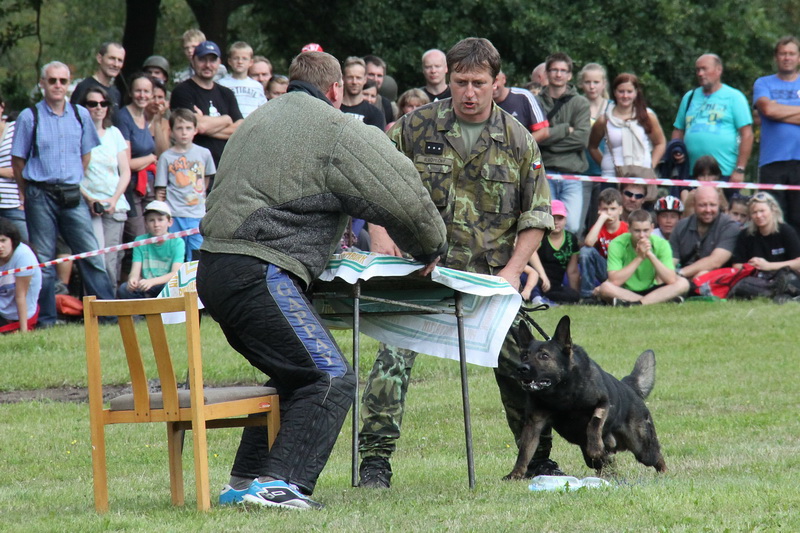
[109,386,278,411]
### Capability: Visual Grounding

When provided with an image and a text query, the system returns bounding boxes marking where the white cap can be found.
[143,200,171,217]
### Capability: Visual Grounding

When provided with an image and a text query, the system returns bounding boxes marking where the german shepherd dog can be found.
[505,316,667,479]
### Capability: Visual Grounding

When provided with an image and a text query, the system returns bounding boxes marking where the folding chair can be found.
[83,291,280,512]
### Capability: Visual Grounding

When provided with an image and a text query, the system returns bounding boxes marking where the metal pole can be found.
[455,292,475,489]
[351,281,361,487]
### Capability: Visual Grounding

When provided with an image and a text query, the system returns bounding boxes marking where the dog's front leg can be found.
[585,399,609,463]
[504,411,548,480]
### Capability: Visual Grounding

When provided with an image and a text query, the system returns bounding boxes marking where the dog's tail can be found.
[622,350,656,399]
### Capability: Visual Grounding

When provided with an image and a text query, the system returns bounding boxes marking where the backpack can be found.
[692,264,756,299]
[28,101,84,158]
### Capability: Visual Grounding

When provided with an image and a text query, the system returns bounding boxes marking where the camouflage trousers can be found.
[358,312,553,461]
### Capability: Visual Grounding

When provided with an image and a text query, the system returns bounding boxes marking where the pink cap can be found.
[301,43,324,53]
[551,199,568,218]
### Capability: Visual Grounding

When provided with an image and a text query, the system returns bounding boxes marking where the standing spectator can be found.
[530,62,548,93]
[588,74,665,182]
[340,57,385,129]
[670,185,740,279]
[71,42,125,110]
[218,41,267,118]
[80,87,131,288]
[358,38,556,489]
[262,75,285,99]
[537,52,591,235]
[387,89,430,130]
[578,62,610,234]
[11,61,114,328]
[671,54,753,189]
[753,36,800,235]
[197,50,445,509]
[266,75,289,100]
[115,73,161,240]
[173,29,226,85]
[364,54,394,124]
[596,209,689,305]
[142,55,170,85]
[493,70,550,143]
[0,218,41,333]
[0,98,27,240]
[580,187,628,299]
[154,108,215,261]
[170,41,242,176]
[248,55,272,92]
[420,49,450,102]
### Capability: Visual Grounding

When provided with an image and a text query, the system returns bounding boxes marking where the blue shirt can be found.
[113,106,156,159]
[672,84,752,176]
[10,100,99,185]
[753,74,800,166]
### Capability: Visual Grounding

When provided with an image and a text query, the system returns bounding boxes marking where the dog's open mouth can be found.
[521,378,552,391]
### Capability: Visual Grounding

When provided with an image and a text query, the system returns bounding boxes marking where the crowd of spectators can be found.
[0,31,799,333]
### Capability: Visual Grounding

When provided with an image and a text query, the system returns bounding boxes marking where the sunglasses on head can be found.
[46,77,69,86]
[85,101,110,108]
[749,192,771,203]
[624,190,645,200]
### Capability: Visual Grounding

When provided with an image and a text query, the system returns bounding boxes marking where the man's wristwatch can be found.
[734,166,746,174]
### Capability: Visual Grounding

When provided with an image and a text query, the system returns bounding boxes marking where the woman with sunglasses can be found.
[731,192,800,274]
[80,87,131,287]
[114,73,164,242]
[588,73,665,184]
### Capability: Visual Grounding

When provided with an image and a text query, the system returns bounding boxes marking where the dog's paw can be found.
[503,470,526,481]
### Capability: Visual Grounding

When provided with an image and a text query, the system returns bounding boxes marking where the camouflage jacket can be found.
[388,99,553,274]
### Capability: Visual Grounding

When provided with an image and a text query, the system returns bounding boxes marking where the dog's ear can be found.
[514,321,534,354]
[554,315,572,351]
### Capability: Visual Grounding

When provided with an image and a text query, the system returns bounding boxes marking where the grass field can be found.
[1,301,798,532]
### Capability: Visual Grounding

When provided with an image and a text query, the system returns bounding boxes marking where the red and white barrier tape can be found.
[547,173,800,191]
[0,228,199,277]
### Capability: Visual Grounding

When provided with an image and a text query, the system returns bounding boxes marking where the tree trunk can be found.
[186,0,253,57]
[120,0,162,94]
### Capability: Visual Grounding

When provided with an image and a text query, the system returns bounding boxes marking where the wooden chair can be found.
[83,291,280,512]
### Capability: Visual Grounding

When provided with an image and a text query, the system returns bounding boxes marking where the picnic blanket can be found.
[159,252,521,368]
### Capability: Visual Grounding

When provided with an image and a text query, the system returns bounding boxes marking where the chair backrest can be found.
[84,293,204,420]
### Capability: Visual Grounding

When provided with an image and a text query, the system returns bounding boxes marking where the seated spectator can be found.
[0,218,41,332]
[728,193,749,227]
[523,200,580,303]
[681,186,728,219]
[653,195,684,240]
[116,201,184,299]
[596,209,689,305]
[580,187,628,299]
[731,192,800,273]
[670,185,740,279]
[620,182,648,221]
[265,75,288,100]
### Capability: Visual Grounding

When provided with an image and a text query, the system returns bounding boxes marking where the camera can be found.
[93,202,107,215]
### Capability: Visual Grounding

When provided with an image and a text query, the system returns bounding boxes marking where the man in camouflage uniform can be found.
[358,37,557,488]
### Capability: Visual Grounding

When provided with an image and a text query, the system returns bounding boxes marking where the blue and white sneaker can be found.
[219,483,251,505]
[243,480,323,510]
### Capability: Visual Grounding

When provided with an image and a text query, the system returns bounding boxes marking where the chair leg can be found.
[90,421,109,513]
[267,396,280,450]
[167,422,185,506]
[192,420,211,511]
